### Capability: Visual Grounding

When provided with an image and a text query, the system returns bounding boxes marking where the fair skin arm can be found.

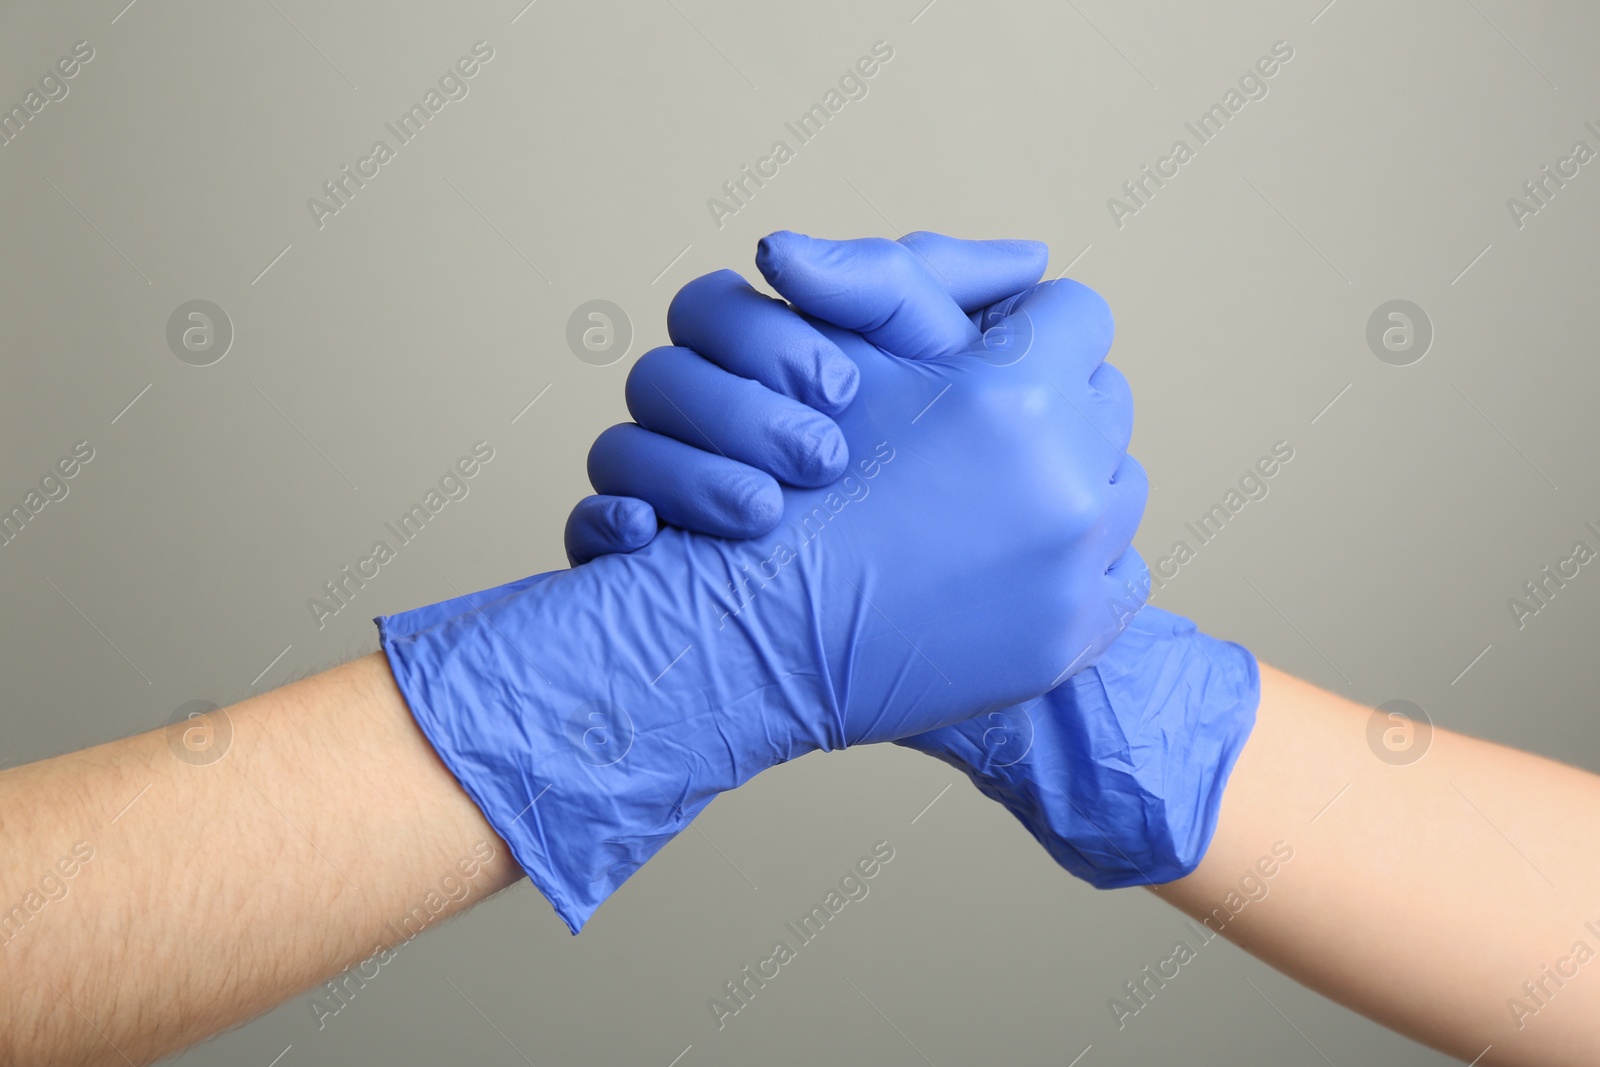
[5,655,1597,1065]
[1154,663,1600,1065]
[0,653,523,1067]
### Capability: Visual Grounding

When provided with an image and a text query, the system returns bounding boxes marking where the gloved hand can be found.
[566,232,1258,888]
[378,231,1149,932]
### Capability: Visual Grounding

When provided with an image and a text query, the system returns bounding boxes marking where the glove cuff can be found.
[378,547,821,933]
[922,607,1258,889]
[1036,607,1257,887]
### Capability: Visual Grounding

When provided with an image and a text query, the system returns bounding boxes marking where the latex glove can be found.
[571,282,863,554]
[565,232,1258,887]
[566,230,1051,563]
[566,230,1024,558]
[895,608,1256,886]
[378,231,1149,932]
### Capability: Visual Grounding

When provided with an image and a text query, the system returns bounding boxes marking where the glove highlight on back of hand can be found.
[378,232,1148,931]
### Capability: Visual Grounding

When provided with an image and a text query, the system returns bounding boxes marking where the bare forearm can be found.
[1153,664,1600,1064]
[0,653,521,1066]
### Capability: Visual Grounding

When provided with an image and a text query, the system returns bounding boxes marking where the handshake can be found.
[378,231,1259,933]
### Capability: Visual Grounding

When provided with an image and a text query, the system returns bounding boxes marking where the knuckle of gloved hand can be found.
[711,471,781,535]
[586,424,634,489]
[874,236,923,284]
[806,342,859,413]
[1045,473,1109,545]
[1063,278,1115,334]
[622,348,667,403]
[786,414,847,485]
[1046,281,1115,369]
[673,268,740,309]
[606,497,655,548]
[955,374,1042,433]
[667,270,741,338]
[1110,540,1150,582]
[1089,361,1131,407]
[1114,456,1150,506]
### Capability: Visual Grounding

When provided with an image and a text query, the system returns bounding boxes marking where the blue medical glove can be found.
[379,231,1148,932]
[567,230,1052,563]
[896,608,1256,886]
[568,231,1053,562]
[566,232,1258,888]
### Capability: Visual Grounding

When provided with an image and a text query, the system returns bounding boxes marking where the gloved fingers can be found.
[1106,545,1150,588]
[565,495,659,566]
[896,231,1050,314]
[982,278,1115,382]
[755,231,982,361]
[1102,454,1150,564]
[588,424,782,539]
[625,346,848,488]
[1085,361,1135,454]
[1104,547,1152,632]
[667,270,860,416]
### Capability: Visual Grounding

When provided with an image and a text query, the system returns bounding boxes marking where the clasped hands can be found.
[380,231,1257,932]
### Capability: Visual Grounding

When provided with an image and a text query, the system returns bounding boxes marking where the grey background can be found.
[3,0,1597,1063]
